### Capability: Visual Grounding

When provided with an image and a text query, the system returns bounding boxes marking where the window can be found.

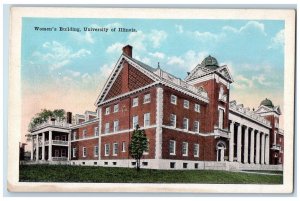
[144,113,150,127]
[61,135,67,141]
[104,162,108,165]
[105,144,110,156]
[144,93,151,104]
[61,149,66,157]
[113,162,117,165]
[113,143,118,156]
[171,95,177,105]
[194,144,199,157]
[133,115,139,129]
[170,114,176,127]
[72,132,77,140]
[113,120,119,132]
[83,129,87,138]
[183,118,189,130]
[218,108,224,129]
[182,142,188,156]
[142,162,148,166]
[94,127,99,136]
[132,97,139,107]
[55,136,60,140]
[170,162,175,169]
[131,162,136,166]
[194,121,200,132]
[82,147,87,157]
[195,104,200,113]
[184,100,189,109]
[169,140,176,155]
[94,162,97,165]
[105,107,110,115]
[94,146,99,157]
[194,163,199,169]
[122,141,126,152]
[72,148,76,157]
[143,139,149,155]
[105,122,110,134]
[114,104,119,113]
[183,163,188,169]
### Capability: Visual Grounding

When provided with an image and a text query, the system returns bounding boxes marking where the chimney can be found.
[122,45,133,57]
[67,112,72,124]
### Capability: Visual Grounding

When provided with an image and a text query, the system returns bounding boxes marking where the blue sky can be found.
[21,18,285,136]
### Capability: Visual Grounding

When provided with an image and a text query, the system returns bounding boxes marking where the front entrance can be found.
[216,141,226,162]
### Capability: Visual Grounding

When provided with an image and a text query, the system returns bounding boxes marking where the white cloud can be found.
[222,21,267,36]
[128,31,147,51]
[175,25,183,33]
[149,30,167,48]
[106,42,125,54]
[268,29,284,49]
[193,31,221,42]
[72,31,95,44]
[149,52,165,59]
[167,56,184,65]
[32,41,91,70]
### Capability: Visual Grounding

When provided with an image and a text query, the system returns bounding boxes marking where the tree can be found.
[129,125,148,171]
[28,109,66,132]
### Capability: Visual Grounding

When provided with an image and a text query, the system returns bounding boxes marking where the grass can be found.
[19,165,283,184]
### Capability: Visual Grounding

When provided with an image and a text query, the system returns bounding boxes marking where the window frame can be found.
[82,147,87,157]
[105,107,110,115]
[122,141,126,152]
[94,145,99,157]
[105,122,110,134]
[195,104,200,113]
[183,118,189,131]
[182,142,188,156]
[194,143,199,157]
[169,140,176,155]
[94,127,99,136]
[144,113,151,127]
[113,120,119,132]
[104,144,110,156]
[133,115,139,129]
[132,97,139,107]
[143,93,151,104]
[113,142,118,156]
[72,147,76,157]
[194,121,200,133]
[183,100,189,109]
[170,114,177,128]
[113,104,119,113]
[171,95,177,105]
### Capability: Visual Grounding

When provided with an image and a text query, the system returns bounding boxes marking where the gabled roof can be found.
[255,104,281,115]
[185,62,233,83]
[95,53,209,106]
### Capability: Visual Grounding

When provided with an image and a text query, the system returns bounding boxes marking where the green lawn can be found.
[19,165,283,184]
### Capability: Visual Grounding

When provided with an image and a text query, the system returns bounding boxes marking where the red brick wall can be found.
[161,128,217,161]
[101,128,156,159]
[101,87,157,133]
[162,87,205,132]
[193,79,230,132]
[71,138,99,160]
[105,61,154,101]
[72,121,99,139]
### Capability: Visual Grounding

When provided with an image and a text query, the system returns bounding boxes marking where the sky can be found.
[21,18,285,143]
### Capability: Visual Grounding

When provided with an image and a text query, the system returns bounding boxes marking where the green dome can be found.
[201,55,219,70]
[260,98,274,108]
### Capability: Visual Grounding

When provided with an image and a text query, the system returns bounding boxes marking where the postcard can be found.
[7,7,295,193]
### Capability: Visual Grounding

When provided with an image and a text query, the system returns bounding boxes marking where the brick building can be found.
[28,45,284,170]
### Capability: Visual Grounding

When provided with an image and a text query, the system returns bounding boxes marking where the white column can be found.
[155,87,164,161]
[243,126,249,163]
[35,135,39,161]
[260,133,265,164]
[31,135,34,160]
[250,129,255,164]
[265,134,270,165]
[229,121,235,162]
[68,131,71,161]
[48,130,52,161]
[255,131,261,164]
[237,124,242,163]
[42,132,45,160]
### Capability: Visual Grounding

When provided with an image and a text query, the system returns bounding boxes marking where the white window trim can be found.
[94,146,99,157]
[171,95,177,105]
[195,104,200,113]
[73,132,77,140]
[82,147,87,157]
[113,143,118,156]
[105,107,110,115]
[194,144,199,157]
[169,140,176,155]
[194,121,200,133]
[170,114,177,128]
[72,148,76,157]
[122,141,126,152]
[183,118,189,131]
[144,113,150,127]
[182,142,188,156]
[105,122,110,134]
[114,120,119,132]
[143,139,150,155]
[105,144,110,156]
[114,104,119,113]
[143,93,151,104]
[184,100,189,109]
[94,127,99,136]
[132,97,139,107]
[133,115,139,129]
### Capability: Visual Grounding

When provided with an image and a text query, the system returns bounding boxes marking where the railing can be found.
[52,157,68,161]
[214,127,230,138]
[44,140,68,146]
[31,120,72,131]
[271,144,281,151]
